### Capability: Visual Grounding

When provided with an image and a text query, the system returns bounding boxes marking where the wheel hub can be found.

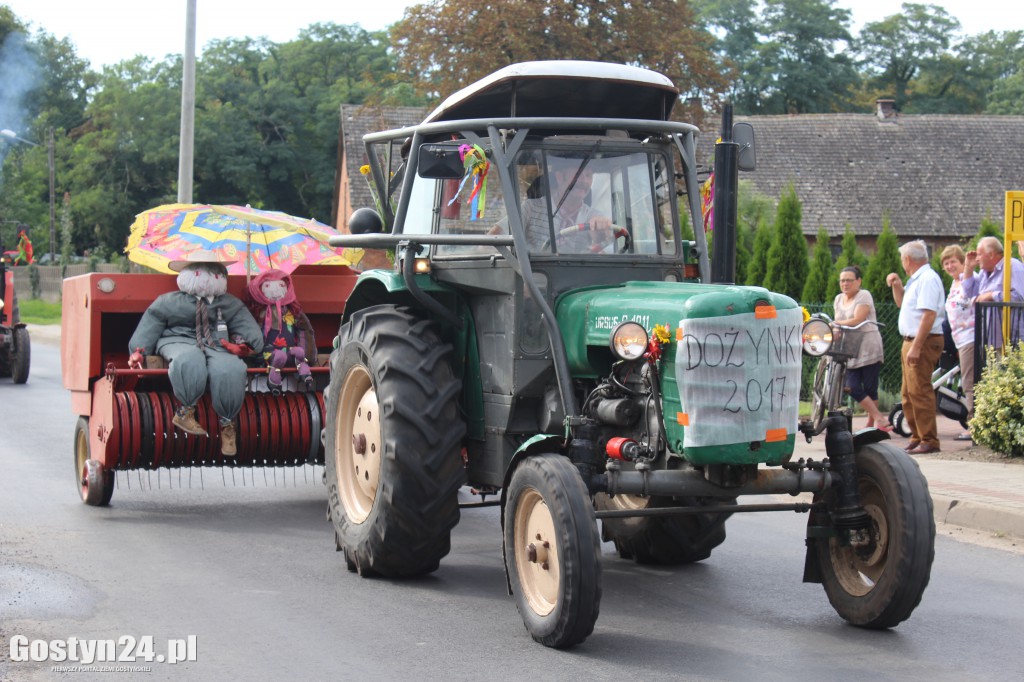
[336,366,382,524]
[514,489,559,616]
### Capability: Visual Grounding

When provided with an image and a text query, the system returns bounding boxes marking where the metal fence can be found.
[10,263,141,302]
[973,301,1024,382]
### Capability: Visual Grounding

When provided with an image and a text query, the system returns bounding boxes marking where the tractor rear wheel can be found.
[325,305,466,577]
[505,454,602,648]
[75,417,113,506]
[814,441,934,628]
[595,493,733,564]
[12,326,30,384]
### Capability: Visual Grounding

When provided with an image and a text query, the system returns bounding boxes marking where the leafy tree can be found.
[392,0,726,102]
[826,225,866,299]
[910,30,1024,114]
[752,0,859,114]
[63,57,182,254]
[693,0,764,112]
[862,217,901,304]
[745,217,773,286]
[856,3,960,111]
[802,227,833,303]
[762,184,808,299]
[987,63,1024,114]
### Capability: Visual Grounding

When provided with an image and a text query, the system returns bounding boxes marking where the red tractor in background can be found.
[0,254,31,384]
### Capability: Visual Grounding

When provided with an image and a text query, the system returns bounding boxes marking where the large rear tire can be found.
[325,305,466,577]
[12,326,30,384]
[75,417,113,506]
[814,442,934,628]
[505,454,602,648]
[595,493,733,564]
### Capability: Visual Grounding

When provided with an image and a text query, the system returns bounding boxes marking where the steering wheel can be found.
[556,223,631,254]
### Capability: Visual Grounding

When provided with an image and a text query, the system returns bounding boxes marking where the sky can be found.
[1,0,1018,72]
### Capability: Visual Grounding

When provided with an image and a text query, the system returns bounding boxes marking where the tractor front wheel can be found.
[325,305,466,577]
[11,326,29,384]
[815,441,934,628]
[75,417,113,506]
[504,454,601,648]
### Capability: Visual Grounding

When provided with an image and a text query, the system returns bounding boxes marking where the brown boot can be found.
[172,406,208,436]
[220,421,237,456]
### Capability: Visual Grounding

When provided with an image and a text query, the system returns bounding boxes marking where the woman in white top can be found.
[833,266,890,430]
[940,244,975,441]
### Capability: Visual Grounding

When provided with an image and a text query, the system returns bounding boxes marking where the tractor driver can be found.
[490,154,616,253]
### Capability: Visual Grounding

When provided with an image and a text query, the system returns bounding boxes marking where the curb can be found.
[932,493,1024,540]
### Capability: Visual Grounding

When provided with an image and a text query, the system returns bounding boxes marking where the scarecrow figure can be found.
[246,269,317,393]
[127,251,264,456]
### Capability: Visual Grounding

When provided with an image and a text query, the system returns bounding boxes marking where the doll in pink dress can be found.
[247,270,317,393]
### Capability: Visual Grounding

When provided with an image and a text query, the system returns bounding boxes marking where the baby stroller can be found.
[888,323,970,437]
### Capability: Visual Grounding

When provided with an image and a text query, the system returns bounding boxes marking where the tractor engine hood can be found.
[556,281,799,375]
[556,281,804,466]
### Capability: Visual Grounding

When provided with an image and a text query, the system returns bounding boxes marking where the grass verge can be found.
[18,298,62,325]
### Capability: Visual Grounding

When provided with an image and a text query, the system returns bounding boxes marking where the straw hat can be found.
[168,249,237,272]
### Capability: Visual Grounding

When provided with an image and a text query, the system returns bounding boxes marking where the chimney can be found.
[876,99,897,122]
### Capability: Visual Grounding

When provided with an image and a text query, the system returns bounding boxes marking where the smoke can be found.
[0,30,42,178]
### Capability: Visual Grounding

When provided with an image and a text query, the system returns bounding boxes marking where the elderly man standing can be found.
[886,240,947,454]
[961,236,1024,349]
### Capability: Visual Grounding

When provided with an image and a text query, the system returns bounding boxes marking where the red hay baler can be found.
[61,266,357,505]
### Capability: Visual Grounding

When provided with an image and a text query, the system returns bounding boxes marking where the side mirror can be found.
[733,122,756,172]
[418,142,466,179]
[348,207,384,235]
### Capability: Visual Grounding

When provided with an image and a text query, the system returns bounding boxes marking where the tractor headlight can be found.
[610,322,648,361]
[801,319,833,356]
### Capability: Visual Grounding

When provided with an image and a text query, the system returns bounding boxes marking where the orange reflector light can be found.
[765,428,787,442]
[755,305,777,319]
[677,412,689,426]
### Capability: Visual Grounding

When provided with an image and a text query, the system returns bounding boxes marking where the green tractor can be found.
[325,61,934,648]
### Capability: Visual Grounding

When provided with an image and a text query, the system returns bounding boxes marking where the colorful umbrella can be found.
[125,203,350,276]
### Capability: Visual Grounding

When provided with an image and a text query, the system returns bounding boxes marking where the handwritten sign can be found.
[676,307,802,447]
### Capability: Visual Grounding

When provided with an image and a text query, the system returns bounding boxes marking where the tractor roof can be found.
[423,60,679,125]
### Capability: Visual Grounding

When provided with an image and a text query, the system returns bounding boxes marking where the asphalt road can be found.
[2,342,1023,681]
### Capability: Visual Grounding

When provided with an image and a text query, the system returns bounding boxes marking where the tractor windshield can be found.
[507,147,675,256]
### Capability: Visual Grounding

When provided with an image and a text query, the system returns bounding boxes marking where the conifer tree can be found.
[762,184,808,300]
[802,227,833,304]
[827,226,867,300]
[745,217,773,286]
[863,217,902,304]
[735,221,752,285]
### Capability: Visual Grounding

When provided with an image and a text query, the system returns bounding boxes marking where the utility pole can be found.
[177,0,197,203]
[48,127,55,259]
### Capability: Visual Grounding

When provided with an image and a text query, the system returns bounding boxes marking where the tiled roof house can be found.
[335,100,1024,253]
[696,101,1024,252]
[334,104,424,231]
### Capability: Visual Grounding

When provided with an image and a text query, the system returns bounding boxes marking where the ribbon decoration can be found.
[446,144,490,220]
[700,171,714,233]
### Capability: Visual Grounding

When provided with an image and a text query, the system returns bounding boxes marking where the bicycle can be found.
[803,313,883,436]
